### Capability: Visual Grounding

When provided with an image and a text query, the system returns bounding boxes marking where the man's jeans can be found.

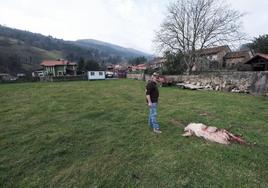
[148,103,160,129]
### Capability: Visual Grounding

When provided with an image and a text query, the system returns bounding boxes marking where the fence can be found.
[40,75,87,82]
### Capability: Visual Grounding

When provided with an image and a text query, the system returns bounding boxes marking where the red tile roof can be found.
[41,60,77,67]
[131,64,148,70]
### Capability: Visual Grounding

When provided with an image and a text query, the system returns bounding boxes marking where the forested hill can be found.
[75,39,150,59]
[0,25,150,75]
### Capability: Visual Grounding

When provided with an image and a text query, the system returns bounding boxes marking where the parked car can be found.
[105,71,114,78]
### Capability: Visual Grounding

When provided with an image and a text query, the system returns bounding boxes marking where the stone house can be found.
[223,51,253,69]
[114,64,128,78]
[149,57,166,70]
[244,53,268,71]
[41,60,77,76]
[131,64,148,71]
[199,45,231,67]
[192,45,231,71]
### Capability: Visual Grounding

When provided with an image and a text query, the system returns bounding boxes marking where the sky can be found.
[0,0,268,54]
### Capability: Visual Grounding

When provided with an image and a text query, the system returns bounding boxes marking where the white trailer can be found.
[87,71,106,80]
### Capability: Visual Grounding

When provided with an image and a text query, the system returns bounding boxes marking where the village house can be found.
[192,46,255,71]
[244,53,268,71]
[198,45,231,68]
[105,64,128,78]
[41,60,77,76]
[114,64,128,78]
[223,51,253,69]
[130,63,148,72]
[148,57,166,70]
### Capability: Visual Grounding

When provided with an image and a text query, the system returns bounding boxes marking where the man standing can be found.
[146,72,162,134]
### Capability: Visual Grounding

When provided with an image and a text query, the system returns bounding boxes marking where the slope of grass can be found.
[0,80,267,187]
[0,36,62,73]
[32,47,63,60]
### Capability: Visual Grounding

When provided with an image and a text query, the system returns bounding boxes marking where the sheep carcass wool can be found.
[183,123,245,145]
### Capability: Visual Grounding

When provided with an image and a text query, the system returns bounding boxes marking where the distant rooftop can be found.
[224,51,252,59]
[245,53,268,64]
[199,45,231,55]
[41,60,77,67]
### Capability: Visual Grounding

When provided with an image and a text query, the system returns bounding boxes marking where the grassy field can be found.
[0,80,267,187]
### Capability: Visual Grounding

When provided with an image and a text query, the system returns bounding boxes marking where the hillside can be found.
[0,36,62,74]
[0,25,150,75]
[75,39,150,58]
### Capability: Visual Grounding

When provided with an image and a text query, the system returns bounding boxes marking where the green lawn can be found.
[0,80,267,187]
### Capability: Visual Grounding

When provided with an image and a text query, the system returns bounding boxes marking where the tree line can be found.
[77,58,102,74]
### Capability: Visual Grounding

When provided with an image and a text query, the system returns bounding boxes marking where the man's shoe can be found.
[153,128,162,134]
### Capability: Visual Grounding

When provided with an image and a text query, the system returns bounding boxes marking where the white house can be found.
[87,71,106,80]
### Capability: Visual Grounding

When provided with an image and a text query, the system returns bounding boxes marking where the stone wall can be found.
[250,72,268,95]
[127,73,145,80]
[127,71,268,95]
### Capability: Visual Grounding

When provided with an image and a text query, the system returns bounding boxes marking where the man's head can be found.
[151,72,159,82]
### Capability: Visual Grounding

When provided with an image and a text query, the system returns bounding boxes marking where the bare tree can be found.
[154,0,244,73]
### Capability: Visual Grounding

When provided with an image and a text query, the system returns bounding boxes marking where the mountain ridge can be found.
[0,25,151,75]
[74,39,151,58]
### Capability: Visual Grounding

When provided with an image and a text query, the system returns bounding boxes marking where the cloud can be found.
[226,0,268,39]
[0,0,267,53]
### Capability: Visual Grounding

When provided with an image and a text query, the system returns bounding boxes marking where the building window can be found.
[91,72,95,76]
[212,55,217,61]
[99,72,103,76]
